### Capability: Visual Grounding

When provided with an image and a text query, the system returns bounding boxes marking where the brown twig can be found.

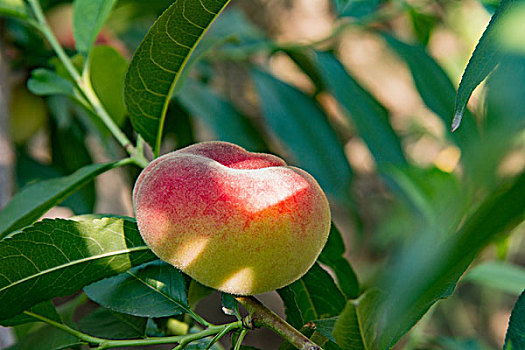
[235,296,323,350]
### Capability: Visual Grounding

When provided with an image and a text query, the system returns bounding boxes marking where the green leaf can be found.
[452,0,522,131]
[314,52,406,169]
[84,260,188,318]
[376,169,525,348]
[49,115,96,215]
[318,225,359,299]
[188,280,213,309]
[124,0,231,155]
[27,68,76,98]
[15,150,94,216]
[382,34,479,150]
[221,293,241,320]
[332,289,381,350]
[73,0,117,55]
[277,263,346,329]
[252,68,353,205]
[79,307,147,339]
[504,289,525,350]
[0,0,28,19]
[312,317,338,343]
[6,325,81,350]
[0,217,156,319]
[89,45,128,125]
[0,161,118,238]
[0,301,60,327]
[463,261,525,295]
[178,79,267,152]
[333,0,381,18]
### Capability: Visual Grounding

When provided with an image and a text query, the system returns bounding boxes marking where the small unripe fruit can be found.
[133,142,331,295]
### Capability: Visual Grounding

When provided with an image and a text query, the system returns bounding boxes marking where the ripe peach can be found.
[133,142,331,295]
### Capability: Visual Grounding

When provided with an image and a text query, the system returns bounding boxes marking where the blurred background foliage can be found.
[1,0,525,348]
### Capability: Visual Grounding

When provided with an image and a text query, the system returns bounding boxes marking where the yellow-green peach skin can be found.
[133,141,331,295]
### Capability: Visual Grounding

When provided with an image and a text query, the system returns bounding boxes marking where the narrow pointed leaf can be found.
[0,217,156,319]
[315,52,406,169]
[84,260,188,318]
[252,69,353,205]
[318,225,359,299]
[504,289,525,350]
[452,0,522,131]
[178,79,267,152]
[463,261,525,295]
[124,0,231,154]
[0,161,118,239]
[383,34,479,149]
[73,0,117,55]
[278,263,346,329]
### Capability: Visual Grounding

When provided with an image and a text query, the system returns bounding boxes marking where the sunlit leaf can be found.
[0,0,28,19]
[0,217,156,319]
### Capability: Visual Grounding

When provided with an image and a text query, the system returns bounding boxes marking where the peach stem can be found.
[236,296,324,350]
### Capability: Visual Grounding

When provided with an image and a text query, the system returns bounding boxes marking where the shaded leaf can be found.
[0,217,156,319]
[6,325,81,350]
[0,301,59,327]
[252,68,353,205]
[382,34,479,150]
[85,260,188,318]
[463,261,525,295]
[0,161,118,238]
[333,289,382,350]
[221,293,241,320]
[312,317,338,343]
[278,263,346,329]
[178,79,267,151]
[504,289,525,350]
[318,225,359,299]
[452,0,522,131]
[73,0,117,54]
[124,0,231,154]
[333,0,381,18]
[79,307,147,339]
[315,52,406,169]
[27,68,76,98]
[89,45,128,125]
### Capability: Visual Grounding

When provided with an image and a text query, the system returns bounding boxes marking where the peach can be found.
[133,142,331,295]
